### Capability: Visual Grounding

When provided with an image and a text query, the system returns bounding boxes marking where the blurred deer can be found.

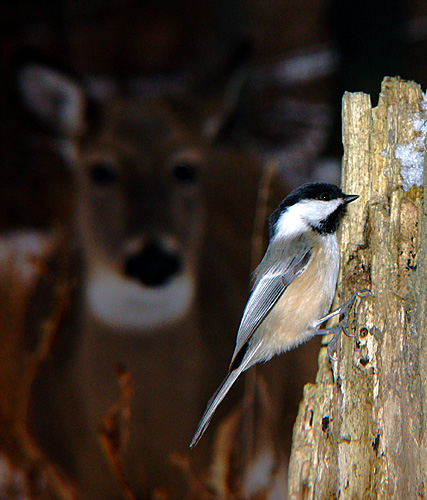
[16,50,271,499]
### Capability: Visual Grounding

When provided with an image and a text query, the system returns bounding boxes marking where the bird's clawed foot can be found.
[315,288,372,361]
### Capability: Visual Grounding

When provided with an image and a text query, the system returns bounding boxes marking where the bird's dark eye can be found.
[89,161,119,185]
[320,192,331,201]
[172,162,198,184]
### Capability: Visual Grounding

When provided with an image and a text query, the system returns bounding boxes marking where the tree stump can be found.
[288,77,427,499]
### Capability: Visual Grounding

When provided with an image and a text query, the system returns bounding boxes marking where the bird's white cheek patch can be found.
[275,199,343,238]
[303,199,342,225]
[85,269,195,332]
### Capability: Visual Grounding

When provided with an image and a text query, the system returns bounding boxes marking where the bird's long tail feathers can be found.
[190,344,261,448]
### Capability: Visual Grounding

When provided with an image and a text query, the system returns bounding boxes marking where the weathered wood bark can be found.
[288,77,427,499]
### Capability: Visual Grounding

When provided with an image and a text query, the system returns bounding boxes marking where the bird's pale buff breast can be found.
[253,234,339,360]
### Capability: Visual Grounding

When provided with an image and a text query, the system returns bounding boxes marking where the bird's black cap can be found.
[269,183,358,236]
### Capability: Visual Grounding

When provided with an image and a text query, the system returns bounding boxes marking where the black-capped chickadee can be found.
[190,182,358,448]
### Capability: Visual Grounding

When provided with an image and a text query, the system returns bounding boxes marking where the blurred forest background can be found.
[1,1,427,499]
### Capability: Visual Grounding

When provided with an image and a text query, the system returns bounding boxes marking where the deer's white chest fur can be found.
[86,268,196,331]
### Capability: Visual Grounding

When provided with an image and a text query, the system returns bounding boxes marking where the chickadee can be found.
[190,182,358,448]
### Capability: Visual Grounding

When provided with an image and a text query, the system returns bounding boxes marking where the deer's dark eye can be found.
[320,192,331,201]
[172,163,198,184]
[89,161,119,185]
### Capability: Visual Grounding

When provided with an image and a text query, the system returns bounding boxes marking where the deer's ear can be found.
[198,40,253,142]
[171,40,253,143]
[16,59,87,138]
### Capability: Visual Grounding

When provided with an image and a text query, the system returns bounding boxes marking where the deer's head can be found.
[17,62,208,332]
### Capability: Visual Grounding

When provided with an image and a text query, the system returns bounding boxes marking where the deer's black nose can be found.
[124,239,181,286]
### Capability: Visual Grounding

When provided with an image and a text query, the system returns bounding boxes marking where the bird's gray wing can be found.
[229,239,312,371]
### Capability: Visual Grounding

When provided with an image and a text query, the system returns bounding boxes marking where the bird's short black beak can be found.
[343,194,359,204]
